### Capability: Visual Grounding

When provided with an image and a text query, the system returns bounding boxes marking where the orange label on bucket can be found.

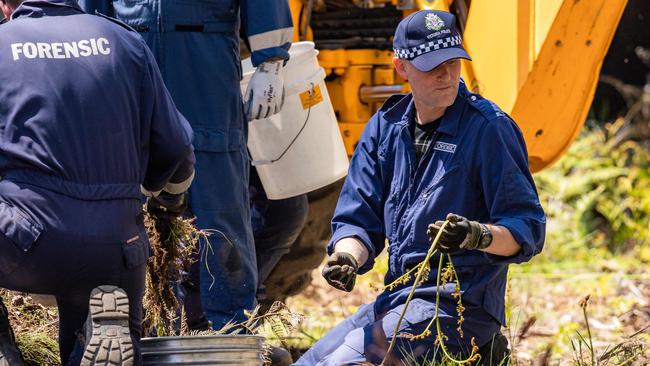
[299,85,324,110]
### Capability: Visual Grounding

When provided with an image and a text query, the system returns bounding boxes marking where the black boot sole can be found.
[81,286,133,366]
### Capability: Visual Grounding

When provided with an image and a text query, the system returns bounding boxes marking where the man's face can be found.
[394,58,462,111]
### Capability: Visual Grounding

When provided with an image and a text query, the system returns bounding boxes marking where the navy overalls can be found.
[78,0,294,328]
[0,1,194,364]
[296,81,546,365]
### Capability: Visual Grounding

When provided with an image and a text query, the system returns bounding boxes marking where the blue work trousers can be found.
[183,168,308,328]
[250,169,309,300]
[294,298,507,365]
[0,181,147,366]
[188,147,257,329]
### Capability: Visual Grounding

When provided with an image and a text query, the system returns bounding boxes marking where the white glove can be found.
[244,59,285,121]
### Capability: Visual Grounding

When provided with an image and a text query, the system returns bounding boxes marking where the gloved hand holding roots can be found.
[427,213,492,253]
[146,191,188,220]
[244,59,285,121]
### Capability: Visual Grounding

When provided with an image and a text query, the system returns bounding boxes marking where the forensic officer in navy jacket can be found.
[295,10,546,366]
[0,1,194,365]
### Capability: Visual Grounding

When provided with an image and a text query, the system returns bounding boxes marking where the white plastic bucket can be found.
[241,42,349,200]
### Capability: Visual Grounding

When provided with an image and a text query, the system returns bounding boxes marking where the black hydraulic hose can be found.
[301,0,314,41]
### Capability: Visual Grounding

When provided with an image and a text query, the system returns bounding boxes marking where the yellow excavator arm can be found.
[289,0,627,172]
[462,0,627,172]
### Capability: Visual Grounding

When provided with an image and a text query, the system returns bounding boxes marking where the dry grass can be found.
[1,291,59,366]
[142,212,203,336]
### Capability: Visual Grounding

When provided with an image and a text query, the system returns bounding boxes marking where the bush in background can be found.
[533,119,650,264]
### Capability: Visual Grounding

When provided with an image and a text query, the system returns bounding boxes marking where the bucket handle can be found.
[249,82,316,166]
[284,67,326,97]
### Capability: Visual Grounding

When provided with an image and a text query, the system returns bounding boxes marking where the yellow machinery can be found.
[287,0,627,172]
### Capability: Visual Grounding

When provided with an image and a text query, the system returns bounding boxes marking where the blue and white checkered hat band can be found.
[393,35,463,60]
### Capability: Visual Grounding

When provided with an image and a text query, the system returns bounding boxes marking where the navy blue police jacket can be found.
[328,80,546,336]
[0,0,194,203]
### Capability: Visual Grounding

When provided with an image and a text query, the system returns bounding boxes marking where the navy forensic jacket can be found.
[329,80,546,341]
[0,0,195,201]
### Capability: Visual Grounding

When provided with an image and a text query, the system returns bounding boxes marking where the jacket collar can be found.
[383,79,469,137]
[12,0,83,20]
[383,93,414,124]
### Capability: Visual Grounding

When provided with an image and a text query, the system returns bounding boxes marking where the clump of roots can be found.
[142,212,207,336]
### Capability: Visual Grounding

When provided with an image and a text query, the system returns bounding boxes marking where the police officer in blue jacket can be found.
[295,10,546,365]
[0,0,195,365]
[78,0,295,332]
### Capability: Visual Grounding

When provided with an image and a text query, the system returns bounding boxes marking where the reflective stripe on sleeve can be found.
[248,27,293,53]
[163,170,195,194]
[141,185,162,198]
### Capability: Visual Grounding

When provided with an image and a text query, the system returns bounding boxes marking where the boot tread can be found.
[81,286,133,366]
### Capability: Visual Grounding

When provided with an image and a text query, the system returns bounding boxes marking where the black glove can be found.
[427,213,492,253]
[146,191,188,220]
[321,252,359,292]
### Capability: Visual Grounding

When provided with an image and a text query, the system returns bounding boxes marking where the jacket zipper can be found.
[397,125,440,244]
[409,131,439,204]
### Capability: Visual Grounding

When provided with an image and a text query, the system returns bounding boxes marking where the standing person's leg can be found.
[253,194,308,286]
[249,169,309,302]
[250,173,308,366]
[159,23,252,331]
[190,145,257,330]
[181,250,211,330]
